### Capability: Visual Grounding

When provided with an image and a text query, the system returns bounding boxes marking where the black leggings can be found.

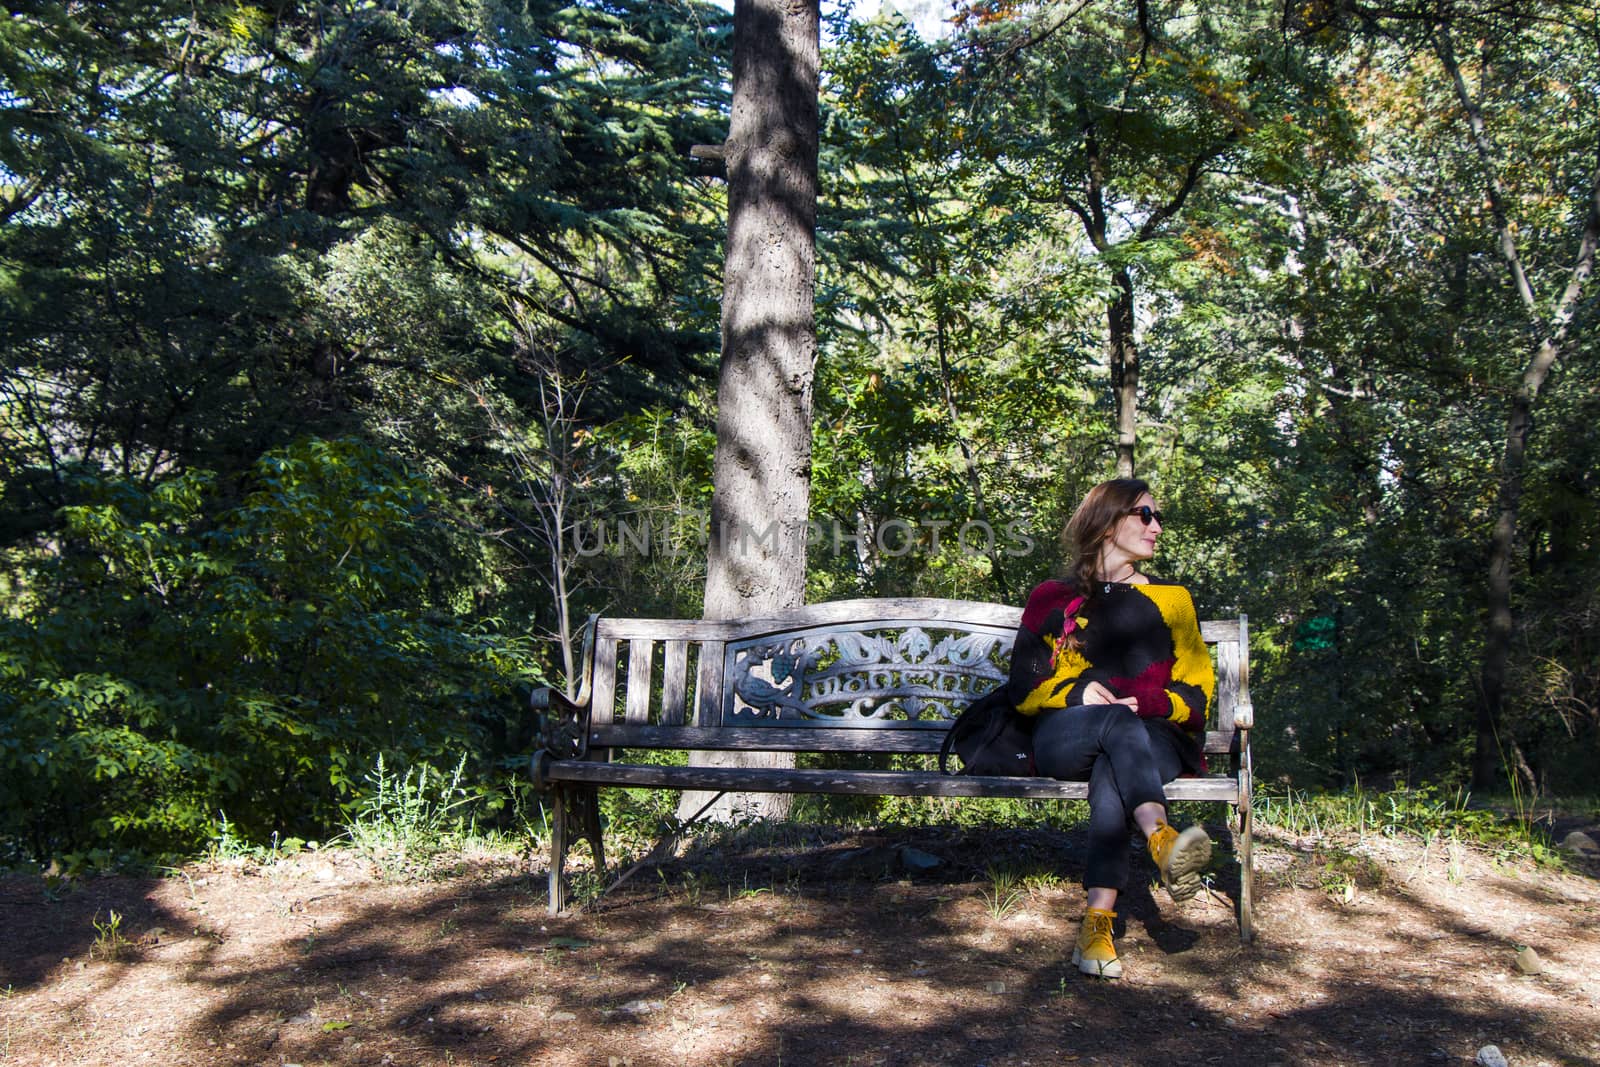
[1033,704,1188,891]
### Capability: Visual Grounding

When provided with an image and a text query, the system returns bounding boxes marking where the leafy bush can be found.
[342,752,477,878]
[0,438,535,862]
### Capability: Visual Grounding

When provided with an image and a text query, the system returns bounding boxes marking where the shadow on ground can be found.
[2,821,1597,1066]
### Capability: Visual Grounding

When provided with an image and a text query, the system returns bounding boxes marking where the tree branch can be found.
[996,0,1096,60]
[1432,22,1540,319]
[1138,134,1238,241]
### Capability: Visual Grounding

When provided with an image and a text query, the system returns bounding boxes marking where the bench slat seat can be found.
[529,597,1255,942]
[540,760,1241,803]
[582,724,1240,754]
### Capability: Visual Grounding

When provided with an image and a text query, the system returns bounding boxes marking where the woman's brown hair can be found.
[1060,477,1152,597]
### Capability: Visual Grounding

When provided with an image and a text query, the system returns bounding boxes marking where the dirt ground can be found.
[3,818,1599,1067]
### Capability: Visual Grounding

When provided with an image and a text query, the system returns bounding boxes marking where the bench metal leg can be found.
[548,787,569,916]
[1237,800,1254,943]
[570,790,728,912]
[547,784,607,917]
[1237,746,1255,944]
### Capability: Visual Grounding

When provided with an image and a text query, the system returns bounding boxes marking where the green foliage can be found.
[815,14,1116,603]
[208,813,255,863]
[341,752,477,878]
[0,438,531,860]
[3,0,1598,863]
[573,402,719,621]
[1256,784,1560,865]
[88,909,131,963]
[980,864,1024,920]
[794,790,1091,833]
[0,0,730,715]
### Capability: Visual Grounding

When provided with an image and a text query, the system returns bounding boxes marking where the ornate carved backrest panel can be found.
[722,622,1015,728]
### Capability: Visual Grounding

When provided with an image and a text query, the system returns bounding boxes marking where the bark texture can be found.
[1107,268,1139,479]
[678,0,820,823]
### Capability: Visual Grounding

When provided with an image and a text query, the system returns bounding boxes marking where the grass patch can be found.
[980,865,1025,920]
[341,753,477,878]
[207,813,313,866]
[89,909,131,962]
[796,791,1092,831]
[1256,783,1566,866]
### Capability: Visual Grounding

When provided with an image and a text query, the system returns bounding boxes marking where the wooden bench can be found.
[529,597,1255,941]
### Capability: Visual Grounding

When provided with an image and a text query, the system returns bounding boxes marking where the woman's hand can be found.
[1081,681,1138,710]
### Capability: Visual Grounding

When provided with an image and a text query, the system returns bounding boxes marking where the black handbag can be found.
[939,687,1037,776]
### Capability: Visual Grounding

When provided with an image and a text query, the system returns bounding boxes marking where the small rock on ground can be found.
[1559,830,1597,857]
[618,999,665,1015]
[1476,1045,1509,1067]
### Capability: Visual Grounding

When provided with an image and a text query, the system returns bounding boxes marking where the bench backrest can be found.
[575,598,1249,759]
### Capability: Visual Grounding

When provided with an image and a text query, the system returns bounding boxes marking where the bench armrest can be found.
[529,614,602,786]
[530,687,592,789]
[530,686,580,714]
[1233,701,1253,730]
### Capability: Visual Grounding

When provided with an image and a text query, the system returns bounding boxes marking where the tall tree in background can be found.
[679,0,821,823]
[0,0,728,524]
[0,0,734,856]
[816,13,1099,602]
[1425,16,1600,789]
[1306,1,1600,788]
[955,2,1288,477]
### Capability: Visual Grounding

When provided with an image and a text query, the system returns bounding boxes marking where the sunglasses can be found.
[1127,506,1165,526]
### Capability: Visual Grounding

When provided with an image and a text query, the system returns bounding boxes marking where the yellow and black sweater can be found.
[1006,578,1215,768]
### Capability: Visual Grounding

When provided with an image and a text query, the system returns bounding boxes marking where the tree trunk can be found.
[1432,26,1600,788]
[677,0,819,824]
[1476,324,1589,787]
[1107,268,1139,478]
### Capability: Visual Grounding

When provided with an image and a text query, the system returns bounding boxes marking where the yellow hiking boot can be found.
[1148,821,1212,902]
[1072,907,1123,979]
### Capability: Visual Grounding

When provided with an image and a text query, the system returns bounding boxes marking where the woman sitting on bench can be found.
[1008,477,1215,979]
